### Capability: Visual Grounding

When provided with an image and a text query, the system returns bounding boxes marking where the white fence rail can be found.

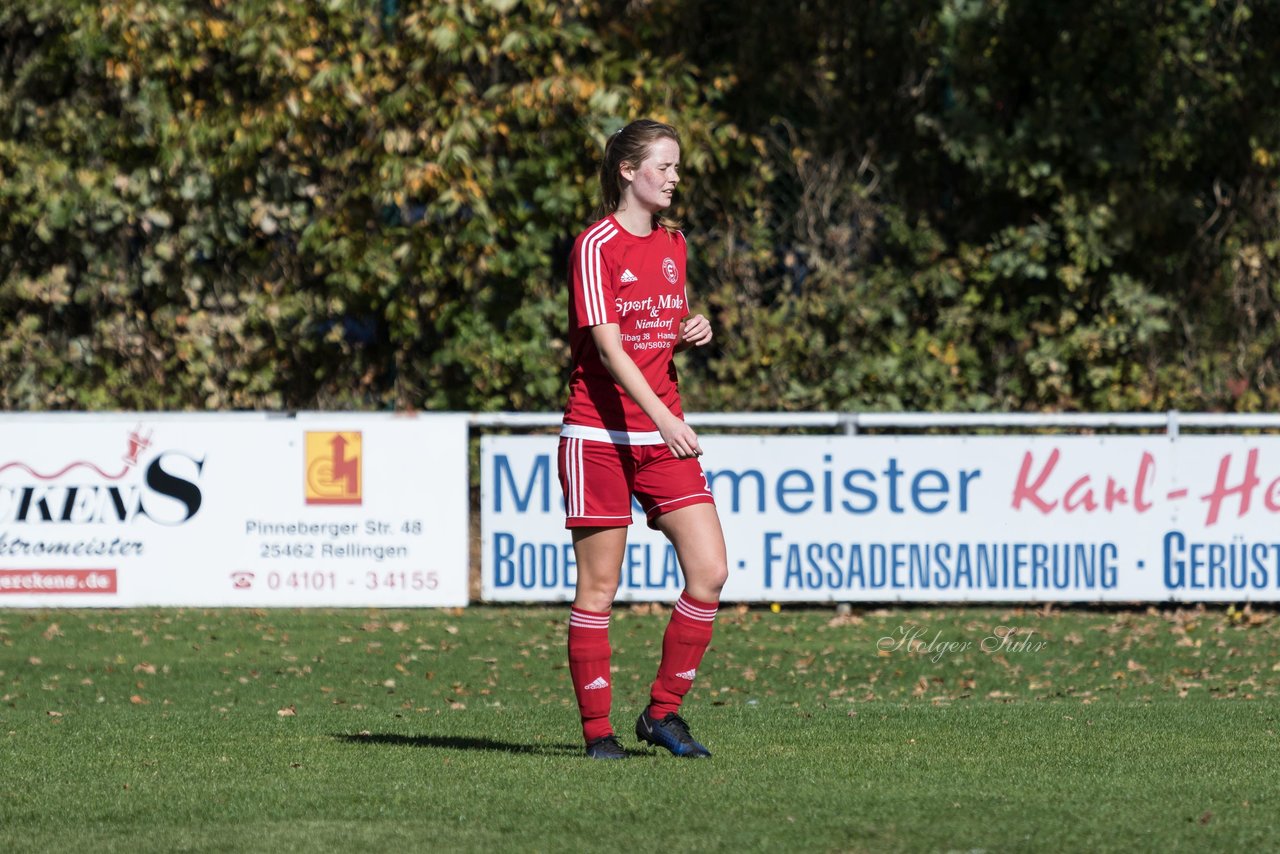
[470,410,1280,437]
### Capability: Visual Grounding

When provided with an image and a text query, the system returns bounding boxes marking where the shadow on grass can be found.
[333,732,602,757]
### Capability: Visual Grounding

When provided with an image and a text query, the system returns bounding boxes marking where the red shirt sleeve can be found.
[570,219,621,329]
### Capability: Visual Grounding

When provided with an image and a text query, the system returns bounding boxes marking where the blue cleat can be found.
[635,711,711,758]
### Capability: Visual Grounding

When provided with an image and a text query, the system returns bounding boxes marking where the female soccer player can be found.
[559,119,729,760]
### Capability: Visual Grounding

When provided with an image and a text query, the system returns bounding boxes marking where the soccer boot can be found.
[585,734,628,760]
[635,711,711,758]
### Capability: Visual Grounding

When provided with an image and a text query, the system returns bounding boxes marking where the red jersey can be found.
[562,215,689,443]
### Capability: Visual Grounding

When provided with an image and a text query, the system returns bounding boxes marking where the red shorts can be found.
[558,437,715,529]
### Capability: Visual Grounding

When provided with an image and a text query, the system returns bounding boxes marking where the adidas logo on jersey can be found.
[676,669,697,680]
[620,268,638,283]
[583,676,609,690]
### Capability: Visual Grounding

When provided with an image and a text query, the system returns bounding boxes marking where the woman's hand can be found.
[590,324,701,457]
[657,413,702,459]
[677,314,713,351]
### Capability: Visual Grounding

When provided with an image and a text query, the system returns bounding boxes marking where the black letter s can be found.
[143,453,205,524]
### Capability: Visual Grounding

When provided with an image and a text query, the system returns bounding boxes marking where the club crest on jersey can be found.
[620,268,638,283]
[662,257,679,284]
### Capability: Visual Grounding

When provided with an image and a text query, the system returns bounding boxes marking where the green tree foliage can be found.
[2,0,1277,412]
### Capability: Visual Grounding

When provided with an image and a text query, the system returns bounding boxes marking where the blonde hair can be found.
[598,119,681,235]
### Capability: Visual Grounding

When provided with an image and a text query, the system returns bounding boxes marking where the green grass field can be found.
[3,604,1279,852]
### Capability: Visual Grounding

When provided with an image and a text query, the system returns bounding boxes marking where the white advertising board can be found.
[482,434,1280,602]
[0,413,468,607]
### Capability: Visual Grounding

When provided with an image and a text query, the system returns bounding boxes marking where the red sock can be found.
[647,591,717,719]
[568,607,613,742]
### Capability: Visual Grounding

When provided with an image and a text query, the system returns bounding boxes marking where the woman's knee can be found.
[577,575,620,608]
[571,526,626,610]
[685,559,728,601]
[707,563,729,596]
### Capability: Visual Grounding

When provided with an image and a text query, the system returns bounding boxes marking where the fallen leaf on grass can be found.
[1175,680,1202,698]
[130,695,147,705]
[277,705,296,717]
[1198,811,1213,825]
[42,624,62,641]
[46,710,63,717]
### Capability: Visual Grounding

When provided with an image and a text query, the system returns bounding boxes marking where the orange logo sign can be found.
[305,431,362,505]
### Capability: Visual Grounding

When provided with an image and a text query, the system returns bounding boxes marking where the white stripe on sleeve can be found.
[579,221,617,326]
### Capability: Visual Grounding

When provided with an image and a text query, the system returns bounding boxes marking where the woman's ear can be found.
[618,160,636,183]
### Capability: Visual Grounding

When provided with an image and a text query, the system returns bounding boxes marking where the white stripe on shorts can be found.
[648,491,712,511]
[567,437,584,517]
